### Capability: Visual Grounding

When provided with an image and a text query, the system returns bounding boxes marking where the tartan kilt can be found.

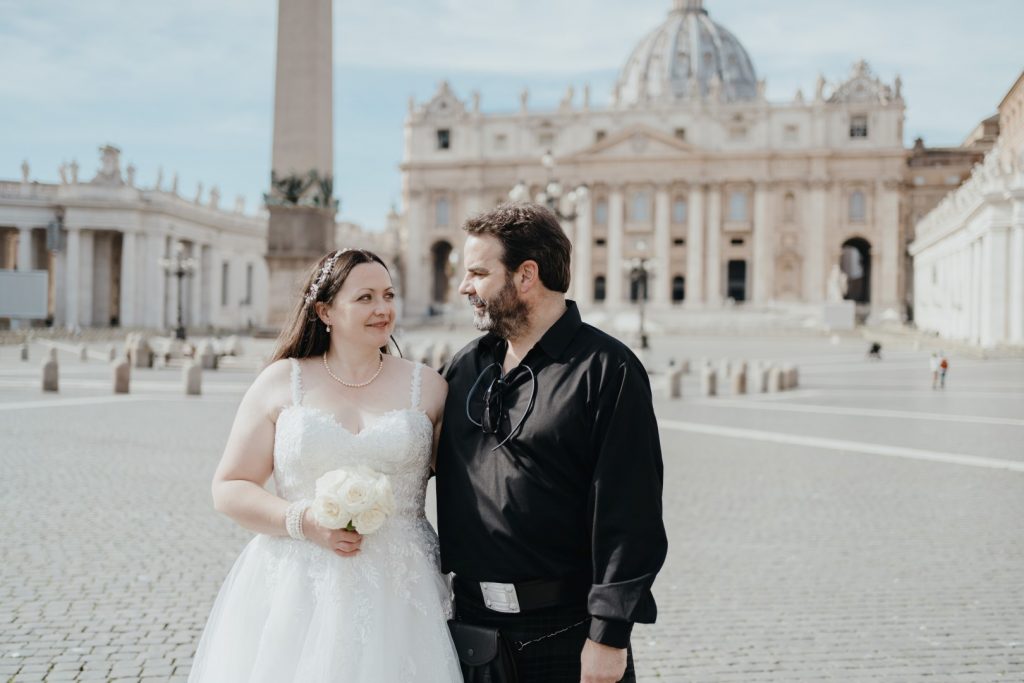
[453,588,636,683]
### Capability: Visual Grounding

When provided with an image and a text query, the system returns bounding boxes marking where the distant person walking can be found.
[930,352,940,389]
[939,353,949,389]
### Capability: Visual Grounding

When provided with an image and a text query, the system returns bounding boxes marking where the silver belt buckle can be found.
[480,581,521,613]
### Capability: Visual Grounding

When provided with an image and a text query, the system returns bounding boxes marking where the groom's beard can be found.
[469,275,529,341]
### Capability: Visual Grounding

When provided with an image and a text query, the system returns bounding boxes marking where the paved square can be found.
[1,333,1022,682]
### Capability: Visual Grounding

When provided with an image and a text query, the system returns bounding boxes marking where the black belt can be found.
[453,573,590,614]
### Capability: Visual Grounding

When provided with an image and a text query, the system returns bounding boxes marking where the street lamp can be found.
[159,241,197,340]
[625,240,653,350]
[509,150,588,221]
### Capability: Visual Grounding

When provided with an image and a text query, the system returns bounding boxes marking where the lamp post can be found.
[159,241,197,340]
[625,240,652,350]
[509,150,588,222]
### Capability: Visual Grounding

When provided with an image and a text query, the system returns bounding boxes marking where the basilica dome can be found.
[614,0,758,107]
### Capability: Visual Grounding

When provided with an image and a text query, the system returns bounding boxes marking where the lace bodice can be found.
[273,358,434,520]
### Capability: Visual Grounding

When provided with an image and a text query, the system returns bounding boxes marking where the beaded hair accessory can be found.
[305,248,351,305]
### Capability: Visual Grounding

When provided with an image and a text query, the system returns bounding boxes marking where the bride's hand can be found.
[302,509,363,557]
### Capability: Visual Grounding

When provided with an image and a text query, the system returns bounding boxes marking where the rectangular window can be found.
[674,128,686,141]
[729,126,747,141]
[245,263,254,305]
[630,191,650,222]
[730,238,745,246]
[221,261,230,306]
[672,198,687,223]
[594,200,609,226]
[595,238,607,246]
[673,238,686,246]
[538,132,555,148]
[595,130,607,143]
[784,124,799,143]
[435,198,450,227]
[728,191,748,222]
[493,134,507,151]
[436,129,451,150]
[850,115,868,138]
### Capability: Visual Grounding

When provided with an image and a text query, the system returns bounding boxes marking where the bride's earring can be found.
[326,323,332,333]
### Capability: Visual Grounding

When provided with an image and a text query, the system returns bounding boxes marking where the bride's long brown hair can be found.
[269,249,399,363]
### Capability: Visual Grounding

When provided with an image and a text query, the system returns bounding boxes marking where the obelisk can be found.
[265,0,336,328]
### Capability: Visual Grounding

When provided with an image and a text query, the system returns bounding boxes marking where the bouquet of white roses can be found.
[311,465,395,534]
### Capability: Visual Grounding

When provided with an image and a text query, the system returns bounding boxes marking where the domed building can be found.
[399,0,911,326]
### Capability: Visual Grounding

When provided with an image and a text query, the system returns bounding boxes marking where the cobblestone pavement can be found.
[1,335,1022,682]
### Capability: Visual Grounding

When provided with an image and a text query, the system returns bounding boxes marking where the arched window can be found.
[672,275,686,303]
[672,198,688,224]
[594,275,606,302]
[594,199,609,226]
[630,191,650,222]
[849,191,866,222]
[783,192,796,223]
[435,198,450,227]
[728,191,748,221]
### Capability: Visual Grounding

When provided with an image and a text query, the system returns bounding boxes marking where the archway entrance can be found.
[430,240,454,307]
[840,238,871,303]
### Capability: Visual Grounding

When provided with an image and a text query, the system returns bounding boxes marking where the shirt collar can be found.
[477,300,583,363]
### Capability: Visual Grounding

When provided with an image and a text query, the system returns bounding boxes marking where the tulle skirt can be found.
[189,519,463,682]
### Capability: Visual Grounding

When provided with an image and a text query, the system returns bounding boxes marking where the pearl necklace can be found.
[323,351,384,388]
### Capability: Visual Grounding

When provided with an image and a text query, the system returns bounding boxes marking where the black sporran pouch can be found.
[447,620,519,683]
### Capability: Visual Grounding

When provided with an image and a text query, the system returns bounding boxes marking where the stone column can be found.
[575,193,593,308]
[751,183,771,304]
[405,191,428,319]
[65,228,81,330]
[607,188,625,306]
[119,232,136,327]
[705,184,722,305]
[1009,200,1024,344]
[653,186,671,305]
[17,226,33,271]
[980,226,1010,347]
[970,238,982,345]
[877,179,902,317]
[805,180,828,303]
[686,184,705,307]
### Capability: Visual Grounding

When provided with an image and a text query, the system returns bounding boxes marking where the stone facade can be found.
[910,72,1024,348]
[398,1,908,323]
[0,146,268,331]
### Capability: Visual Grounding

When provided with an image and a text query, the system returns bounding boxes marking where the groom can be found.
[437,203,667,683]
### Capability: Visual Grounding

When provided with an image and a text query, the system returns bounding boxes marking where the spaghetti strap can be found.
[289,358,303,406]
[410,362,423,410]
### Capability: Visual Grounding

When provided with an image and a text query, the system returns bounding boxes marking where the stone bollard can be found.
[431,342,451,371]
[752,363,770,393]
[418,344,434,367]
[20,343,29,362]
[768,365,784,393]
[108,345,118,361]
[130,336,153,368]
[198,340,218,370]
[79,344,89,362]
[183,361,202,396]
[223,335,241,356]
[718,359,731,380]
[112,357,130,394]
[42,348,59,392]
[666,367,684,399]
[785,364,799,390]
[731,362,747,395]
[700,367,717,397]
[680,359,691,375]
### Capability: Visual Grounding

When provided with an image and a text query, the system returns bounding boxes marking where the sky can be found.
[1,0,1021,230]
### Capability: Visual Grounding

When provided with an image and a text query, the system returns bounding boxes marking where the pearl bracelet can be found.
[285,500,310,541]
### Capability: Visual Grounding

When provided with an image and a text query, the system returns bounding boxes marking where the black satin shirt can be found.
[437,300,668,648]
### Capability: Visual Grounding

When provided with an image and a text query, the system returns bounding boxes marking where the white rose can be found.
[315,469,349,498]
[352,506,387,534]
[338,474,374,514]
[311,494,350,530]
[371,475,395,515]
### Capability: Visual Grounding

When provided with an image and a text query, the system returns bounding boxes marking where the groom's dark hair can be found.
[462,202,571,293]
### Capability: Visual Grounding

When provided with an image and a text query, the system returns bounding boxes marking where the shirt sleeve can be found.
[585,355,668,648]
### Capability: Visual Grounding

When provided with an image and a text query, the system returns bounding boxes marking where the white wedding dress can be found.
[189,359,463,683]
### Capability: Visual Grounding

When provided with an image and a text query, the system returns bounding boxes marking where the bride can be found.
[189,248,462,682]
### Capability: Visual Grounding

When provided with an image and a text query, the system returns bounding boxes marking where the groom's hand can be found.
[302,510,363,556]
[580,638,627,683]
